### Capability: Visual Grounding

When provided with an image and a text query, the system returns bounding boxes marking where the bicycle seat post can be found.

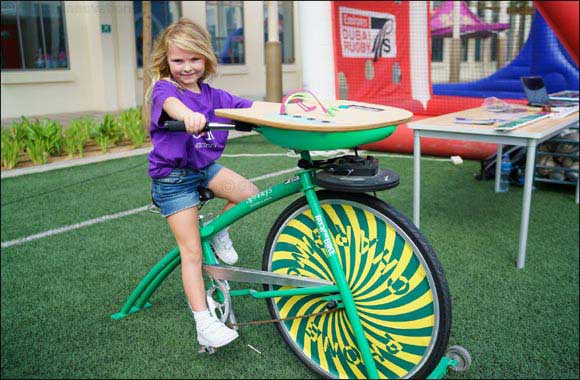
[298,150,313,165]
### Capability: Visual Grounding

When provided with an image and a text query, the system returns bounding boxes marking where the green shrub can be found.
[1,116,33,169]
[1,126,21,169]
[64,118,92,158]
[47,120,64,156]
[118,107,146,148]
[13,116,31,152]
[24,119,64,164]
[90,114,122,153]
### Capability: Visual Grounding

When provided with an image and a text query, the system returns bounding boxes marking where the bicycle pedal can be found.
[198,345,218,354]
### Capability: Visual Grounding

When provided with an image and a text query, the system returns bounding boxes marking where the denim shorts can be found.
[151,163,223,217]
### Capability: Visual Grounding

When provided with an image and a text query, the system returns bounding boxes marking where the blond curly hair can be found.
[145,18,218,101]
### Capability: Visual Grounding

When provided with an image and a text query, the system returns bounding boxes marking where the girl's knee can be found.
[179,245,203,265]
[248,183,260,197]
[237,181,259,201]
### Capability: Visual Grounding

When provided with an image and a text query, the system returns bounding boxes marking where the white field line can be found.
[0,132,250,179]
[224,151,451,162]
[0,147,153,179]
[1,206,149,249]
[1,150,450,180]
[222,153,291,157]
[1,152,453,249]
[1,168,298,249]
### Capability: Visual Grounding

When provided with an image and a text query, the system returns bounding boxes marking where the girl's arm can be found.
[162,97,206,134]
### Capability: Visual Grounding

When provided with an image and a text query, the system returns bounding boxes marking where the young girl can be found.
[146,18,259,349]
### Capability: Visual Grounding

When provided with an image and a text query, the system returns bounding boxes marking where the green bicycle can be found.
[112,100,471,379]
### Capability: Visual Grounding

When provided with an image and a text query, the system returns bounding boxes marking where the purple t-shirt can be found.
[148,80,253,178]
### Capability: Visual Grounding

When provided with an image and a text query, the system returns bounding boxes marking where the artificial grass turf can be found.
[1,134,579,379]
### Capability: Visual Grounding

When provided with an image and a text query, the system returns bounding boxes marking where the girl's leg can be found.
[206,167,260,264]
[207,167,260,211]
[167,206,239,348]
[166,206,206,311]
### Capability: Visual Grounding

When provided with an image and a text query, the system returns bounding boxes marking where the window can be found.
[432,1,444,9]
[489,5,500,62]
[431,37,443,62]
[490,35,498,61]
[1,1,69,70]
[474,4,484,62]
[461,38,468,62]
[133,1,181,68]
[474,38,481,61]
[206,1,245,64]
[263,1,295,64]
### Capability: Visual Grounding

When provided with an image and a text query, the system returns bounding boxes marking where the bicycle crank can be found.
[206,279,238,328]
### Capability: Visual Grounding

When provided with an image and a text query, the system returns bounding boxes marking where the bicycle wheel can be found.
[262,190,451,379]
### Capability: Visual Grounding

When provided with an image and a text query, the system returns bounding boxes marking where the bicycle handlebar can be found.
[164,120,255,132]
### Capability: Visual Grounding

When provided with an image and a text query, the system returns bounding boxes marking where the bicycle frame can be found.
[112,150,385,377]
[111,150,459,379]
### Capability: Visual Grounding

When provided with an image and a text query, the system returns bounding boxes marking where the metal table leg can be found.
[576,173,580,204]
[517,140,537,269]
[413,131,421,228]
[495,144,503,193]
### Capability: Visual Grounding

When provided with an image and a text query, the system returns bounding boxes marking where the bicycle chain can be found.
[227,307,339,328]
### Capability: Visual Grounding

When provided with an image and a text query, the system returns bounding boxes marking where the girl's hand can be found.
[183,111,206,135]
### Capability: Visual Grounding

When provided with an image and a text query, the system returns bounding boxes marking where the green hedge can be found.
[1,108,148,169]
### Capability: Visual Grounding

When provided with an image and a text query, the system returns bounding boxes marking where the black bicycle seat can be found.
[299,155,379,176]
[198,187,215,202]
[316,168,400,193]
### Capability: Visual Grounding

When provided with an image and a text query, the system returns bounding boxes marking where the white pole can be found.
[409,2,430,109]
[267,1,279,42]
[265,1,282,101]
[453,1,461,39]
[499,1,509,25]
[297,1,336,100]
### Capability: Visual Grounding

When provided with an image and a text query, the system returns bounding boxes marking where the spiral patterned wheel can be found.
[262,191,451,379]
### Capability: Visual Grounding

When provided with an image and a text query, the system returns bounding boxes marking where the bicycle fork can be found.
[298,169,380,379]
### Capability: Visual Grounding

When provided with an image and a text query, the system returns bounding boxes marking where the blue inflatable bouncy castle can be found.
[433,10,579,99]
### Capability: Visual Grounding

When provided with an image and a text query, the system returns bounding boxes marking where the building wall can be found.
[1,1,107,118]
[1,1,302,119]
[135,1,302,105]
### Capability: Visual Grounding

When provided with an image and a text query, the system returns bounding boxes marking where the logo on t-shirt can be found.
[192,131,219,149]
[192,131,215,141]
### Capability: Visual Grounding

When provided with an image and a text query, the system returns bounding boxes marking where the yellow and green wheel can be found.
[262,191,451,379]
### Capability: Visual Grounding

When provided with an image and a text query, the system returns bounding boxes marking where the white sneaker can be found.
[211,228,238,265]
[197,316,239,348]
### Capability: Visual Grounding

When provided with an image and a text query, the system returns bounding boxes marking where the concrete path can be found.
[1,110,124,129]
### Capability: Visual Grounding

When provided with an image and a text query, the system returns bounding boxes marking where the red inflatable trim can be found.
[362,97,527,160]
[362,115,498,160]
[534,1,579,65]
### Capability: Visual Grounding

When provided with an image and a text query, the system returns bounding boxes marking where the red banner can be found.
[331,1,430,113]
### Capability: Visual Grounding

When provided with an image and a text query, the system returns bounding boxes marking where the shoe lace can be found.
[214,230,233,250]
[199,316,226,334]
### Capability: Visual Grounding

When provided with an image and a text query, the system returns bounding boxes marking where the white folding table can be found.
[409,107,579,268]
